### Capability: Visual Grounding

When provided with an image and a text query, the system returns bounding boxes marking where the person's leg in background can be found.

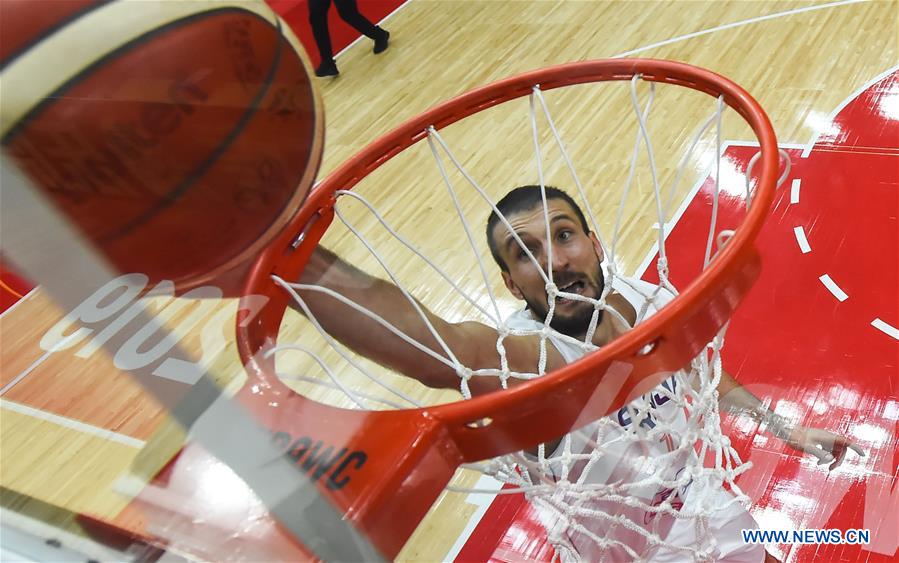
[333,0,390,54]
[308,0,339,77]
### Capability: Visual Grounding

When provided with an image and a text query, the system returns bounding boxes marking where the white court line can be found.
[443,474,504,561]
[632,140,737,277]
[613,0,866,58]
[871,318,899,340]
[0,286,38,320]
[790,179,801,204]
[0,331,81,397]
[801,63,899,157]
[720,141,807,149]
[0,349,53,397]
[634,142,809,276]
[793,226,811,254]
[1,399,145,449]
[818,274,849,302]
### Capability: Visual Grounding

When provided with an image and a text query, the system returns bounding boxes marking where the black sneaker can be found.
[373,30,390,54]
[315,60,338,77]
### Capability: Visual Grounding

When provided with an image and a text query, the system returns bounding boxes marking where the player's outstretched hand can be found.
[785,427,865,470]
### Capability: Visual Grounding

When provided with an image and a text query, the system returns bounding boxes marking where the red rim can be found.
[235,58,778,556]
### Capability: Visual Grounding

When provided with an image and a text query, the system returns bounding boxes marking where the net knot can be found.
[657,256,669,272]
[545,281,558,297]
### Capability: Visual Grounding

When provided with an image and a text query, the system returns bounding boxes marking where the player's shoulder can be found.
[607,292,638,327]
[505,306,542,330]
[611,275,664,296]
[609,276,673,326]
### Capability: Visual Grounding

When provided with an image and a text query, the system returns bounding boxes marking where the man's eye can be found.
[558,230,572,241]
[517,245,539,260]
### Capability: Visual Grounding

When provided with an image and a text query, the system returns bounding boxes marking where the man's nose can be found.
[547,244,570,274]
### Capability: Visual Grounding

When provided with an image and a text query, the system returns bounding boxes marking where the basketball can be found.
[0,0,323,295]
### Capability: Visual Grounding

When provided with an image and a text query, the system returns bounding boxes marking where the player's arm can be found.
[292,246,565,392]
[716,371,864,469]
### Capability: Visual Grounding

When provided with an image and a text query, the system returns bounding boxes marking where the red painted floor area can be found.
[456,71,898,563]
[0,259,32,313]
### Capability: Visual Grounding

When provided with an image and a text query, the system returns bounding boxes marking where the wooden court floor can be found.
[1,0,896,560]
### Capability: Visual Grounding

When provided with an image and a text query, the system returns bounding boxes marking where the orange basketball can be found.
[0,0,323,296]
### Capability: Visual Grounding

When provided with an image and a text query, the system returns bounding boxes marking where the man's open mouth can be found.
[555,280,587,303]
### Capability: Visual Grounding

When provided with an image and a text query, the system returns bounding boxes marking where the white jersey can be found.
[503,277,762,562]
[504,276,689,463]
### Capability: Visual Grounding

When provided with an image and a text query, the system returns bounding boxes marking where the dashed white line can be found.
[793,226,811,253]
[1,399,145,448]
[818,274,849,301]
[790,179,801,204]
[871,319,899,340]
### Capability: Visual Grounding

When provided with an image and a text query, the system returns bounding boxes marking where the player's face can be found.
[494,199,606,338]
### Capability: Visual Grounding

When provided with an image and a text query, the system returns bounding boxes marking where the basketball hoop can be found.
[223,58,781,559]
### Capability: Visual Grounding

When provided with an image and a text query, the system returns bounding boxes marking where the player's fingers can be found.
[831,435,865,457]
[812,445,835,466]
[828,444,847,470]
[817,455,834,466]
[846,441,865,457]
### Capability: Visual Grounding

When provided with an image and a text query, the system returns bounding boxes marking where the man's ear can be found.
[589,232,605,262]
[502,270,524,300]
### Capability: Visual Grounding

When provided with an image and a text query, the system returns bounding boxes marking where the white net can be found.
[264,74,785,561]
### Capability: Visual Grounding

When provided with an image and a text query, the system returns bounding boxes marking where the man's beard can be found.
[525,264,606,338]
